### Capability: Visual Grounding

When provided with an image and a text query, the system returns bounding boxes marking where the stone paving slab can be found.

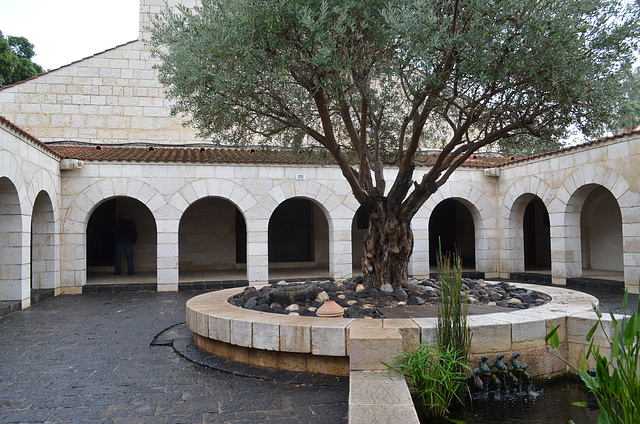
[0,291,348,423]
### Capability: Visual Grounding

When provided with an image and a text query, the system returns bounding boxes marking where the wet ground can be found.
[0,291,348,424]
[0,283,636,423]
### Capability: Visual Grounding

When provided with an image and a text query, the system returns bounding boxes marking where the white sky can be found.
[0,0,139,71]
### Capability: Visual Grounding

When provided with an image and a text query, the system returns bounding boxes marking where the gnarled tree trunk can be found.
[361,203,414,289]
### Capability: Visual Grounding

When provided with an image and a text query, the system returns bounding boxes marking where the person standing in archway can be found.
[114,211,137,276]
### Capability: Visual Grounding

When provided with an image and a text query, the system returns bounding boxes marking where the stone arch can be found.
[86,197,157,279]
[259,180,354,280]
[580,187,623,273]
[63,178,164,231]
[0,176,24,301]
[558,165,631,284]
[268,196,331,276]
[60,179,163,288]
[428,198,477,269]
[262,179,345,223]
[424,180,492,273]
[172,178,258,220]
[178,196,248,280]
[0,150,28,206]
[31,190,57,291]
[500,176,553,275]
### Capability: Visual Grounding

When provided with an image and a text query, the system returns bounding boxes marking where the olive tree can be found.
[150,0,639,288]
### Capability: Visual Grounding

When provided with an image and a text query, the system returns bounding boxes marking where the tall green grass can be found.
[436,244,471,364]
[387,344,469,421]
[386,244,472,420]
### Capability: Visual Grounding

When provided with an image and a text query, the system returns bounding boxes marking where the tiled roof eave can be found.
[0,116,62,159]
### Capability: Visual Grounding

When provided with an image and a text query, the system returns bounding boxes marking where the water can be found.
[432,377,600,424]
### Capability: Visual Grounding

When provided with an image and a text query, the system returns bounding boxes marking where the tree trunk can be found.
[361,205,414,289]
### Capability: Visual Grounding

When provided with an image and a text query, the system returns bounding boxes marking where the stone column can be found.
[246,218,269,285]
[329,215,353,280]
[409,214,429,277]
[156,219,179,291]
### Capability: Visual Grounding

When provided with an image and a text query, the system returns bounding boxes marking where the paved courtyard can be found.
[0,291,348,424]
[1,284,637,424]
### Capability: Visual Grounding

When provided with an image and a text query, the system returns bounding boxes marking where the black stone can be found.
[407,296,426,305]
[392,288,408,301]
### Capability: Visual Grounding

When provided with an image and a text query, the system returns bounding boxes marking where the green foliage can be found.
[609,67,640,134]
[546,289,640,424]
[0,30,44,87]
[150,0,639,151]
[436,245,471,364]
[151,0,639,286]
[386,344,470,420]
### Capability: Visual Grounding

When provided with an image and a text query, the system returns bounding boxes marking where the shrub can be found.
[546,290,640,424]
[387,343,470,420]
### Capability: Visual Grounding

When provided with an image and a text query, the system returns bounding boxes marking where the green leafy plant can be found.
[386,343,470,421]
[436,244,471,364]
[546,290,640,424]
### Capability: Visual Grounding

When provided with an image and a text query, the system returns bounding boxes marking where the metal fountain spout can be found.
[511,351,532,382]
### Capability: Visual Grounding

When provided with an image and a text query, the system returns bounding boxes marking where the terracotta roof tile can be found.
[48,144,516,167]
[0,115,61,158]
[47,145,331,165]
[37,128,640,168]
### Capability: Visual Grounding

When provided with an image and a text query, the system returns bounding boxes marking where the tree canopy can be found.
[611,66,640,133]
[0,31,44,87]
[151,0,640,287]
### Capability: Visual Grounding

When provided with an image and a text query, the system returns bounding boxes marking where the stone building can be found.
[1,0,639,309]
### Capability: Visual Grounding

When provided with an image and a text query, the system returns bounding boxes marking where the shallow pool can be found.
[433,377,600,424]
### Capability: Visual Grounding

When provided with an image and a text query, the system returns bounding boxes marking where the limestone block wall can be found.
[497,134,640,293]
[0,40,199,146]
[178,197,241,271]
[0,118,62,306]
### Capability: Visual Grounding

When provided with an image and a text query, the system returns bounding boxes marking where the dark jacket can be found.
[115,218,137,244]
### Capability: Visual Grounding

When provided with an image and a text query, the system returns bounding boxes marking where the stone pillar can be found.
[409,214,429,277]
[246,218,269,285]
[329,215,353,280]
[620,194,640,294]
[549,211,581,285]
[156,219,179,291]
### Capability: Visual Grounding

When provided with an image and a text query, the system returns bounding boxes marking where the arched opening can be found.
[429,198,476,271]
[0,177,22,301]
[31,191,56,301]
[86,197,157,284]
[580,186,623,279]
[524,197,551,271]
[178,197,247,282]
[351,206,369,275]
[268,198,329,279]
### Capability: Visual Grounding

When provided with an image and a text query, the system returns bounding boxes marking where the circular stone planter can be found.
[186,283,599,377]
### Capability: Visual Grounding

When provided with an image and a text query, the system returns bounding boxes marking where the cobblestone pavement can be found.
[0,292,349,424]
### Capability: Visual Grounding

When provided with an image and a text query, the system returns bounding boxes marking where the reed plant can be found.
[386,245,472,420]
[436,244,471,364]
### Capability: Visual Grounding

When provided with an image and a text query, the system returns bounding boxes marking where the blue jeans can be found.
[114,243,134,275]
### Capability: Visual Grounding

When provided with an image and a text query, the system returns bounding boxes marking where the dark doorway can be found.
[269,199,313,262]
[429,199,475,268]
[523,198,551,270]
[87,199,116,267]
[86,198,157,275]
